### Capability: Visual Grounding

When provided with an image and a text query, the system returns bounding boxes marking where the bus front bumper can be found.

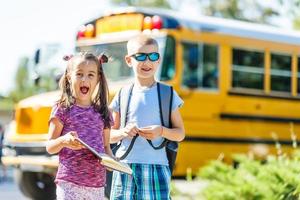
[2,155,58,172]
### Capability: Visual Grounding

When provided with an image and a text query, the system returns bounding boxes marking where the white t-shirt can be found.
[109,83,183,165]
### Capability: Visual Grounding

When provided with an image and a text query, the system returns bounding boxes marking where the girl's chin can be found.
[77,94,91,101]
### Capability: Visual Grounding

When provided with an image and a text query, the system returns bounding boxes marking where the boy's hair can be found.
[127,34,158,54]
[58,52,111,128]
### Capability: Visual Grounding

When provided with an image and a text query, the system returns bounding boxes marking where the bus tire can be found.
[14,170,56,200]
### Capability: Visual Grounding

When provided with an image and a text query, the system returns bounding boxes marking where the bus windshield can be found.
[76,35,175,82]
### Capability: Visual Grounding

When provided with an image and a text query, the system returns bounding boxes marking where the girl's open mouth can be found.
[80,86,89,94]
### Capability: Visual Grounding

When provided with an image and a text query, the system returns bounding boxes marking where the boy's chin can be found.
[137,73,155,79]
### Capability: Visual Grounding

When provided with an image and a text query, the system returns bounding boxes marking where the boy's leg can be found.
[110,167,136,200]
[135,164,171,200]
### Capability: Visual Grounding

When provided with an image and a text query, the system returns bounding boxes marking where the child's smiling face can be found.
[68,58,99,106]
[126,43,160,80]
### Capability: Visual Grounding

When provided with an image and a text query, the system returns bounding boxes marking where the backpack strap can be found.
[119,84,134,128]
[112,84,138,160]
[157,82,173,128]
[147,82,173,150]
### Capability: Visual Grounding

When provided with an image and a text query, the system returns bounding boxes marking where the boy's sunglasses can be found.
[131,52,160,62]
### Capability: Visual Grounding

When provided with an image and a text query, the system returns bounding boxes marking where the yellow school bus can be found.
[3,7,300,199]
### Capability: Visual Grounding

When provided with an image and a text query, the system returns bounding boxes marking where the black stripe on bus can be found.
[228,90,300,101]
[185,136,297,146]
[220,113,300,123]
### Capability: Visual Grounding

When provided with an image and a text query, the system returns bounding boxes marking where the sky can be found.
[0,0,295,96]
[0,0,112,96]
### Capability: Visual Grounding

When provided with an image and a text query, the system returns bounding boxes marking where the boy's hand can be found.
[121,124,139,139]
[62,131,84,150]
[138,125,163,140]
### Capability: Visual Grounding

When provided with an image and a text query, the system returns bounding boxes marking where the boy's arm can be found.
[162,108,185,142]
[110,111,139,143]
[138,108,185,142]
[110,111,124,143]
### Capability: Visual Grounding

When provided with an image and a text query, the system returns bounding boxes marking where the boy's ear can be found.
[125,55,132,67]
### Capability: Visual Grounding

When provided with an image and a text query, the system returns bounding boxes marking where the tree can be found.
[8,57,36,102]
[278,0,300,29]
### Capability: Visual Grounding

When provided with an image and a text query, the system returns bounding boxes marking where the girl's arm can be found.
[103,128,113,157]
[46,118,82,154]
[110,111,138,143]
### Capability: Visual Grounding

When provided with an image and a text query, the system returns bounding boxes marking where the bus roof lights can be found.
[143,16,152,30]
[152,15,163,30]
[77,25,86,40]
[84,24,95,38]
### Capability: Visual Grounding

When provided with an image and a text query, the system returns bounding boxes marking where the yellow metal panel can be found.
[264,49,271,94]
[292,54,298,96]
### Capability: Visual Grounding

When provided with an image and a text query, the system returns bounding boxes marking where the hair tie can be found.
[63,55,73,61]
[98,54,108,64]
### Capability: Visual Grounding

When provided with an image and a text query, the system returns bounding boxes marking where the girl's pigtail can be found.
[63,55,73,61]
[58,55,74,108]
[94,53,111,128]
[98,53,109,64]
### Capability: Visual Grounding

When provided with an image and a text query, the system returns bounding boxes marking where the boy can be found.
[109,34,185,200]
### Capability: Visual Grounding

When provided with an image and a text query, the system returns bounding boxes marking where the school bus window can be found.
[202,44,218,89]
[182,42,219,89]
[232,48,264,90]
[270,53,291,92]
[160,36,175,81]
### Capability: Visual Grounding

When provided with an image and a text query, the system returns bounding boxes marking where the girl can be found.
[46,52,113,200]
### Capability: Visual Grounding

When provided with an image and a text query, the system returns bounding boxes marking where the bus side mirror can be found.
[34,49,41,65]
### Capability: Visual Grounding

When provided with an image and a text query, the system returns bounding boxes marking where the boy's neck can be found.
[135,77,156,88]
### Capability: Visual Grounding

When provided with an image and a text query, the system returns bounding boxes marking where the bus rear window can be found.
[76,42,132,81]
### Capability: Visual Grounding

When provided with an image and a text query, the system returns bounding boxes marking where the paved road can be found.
[0,168,28,200]
[0,167,206,200]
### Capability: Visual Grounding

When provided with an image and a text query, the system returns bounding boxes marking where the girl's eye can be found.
[88,74,94,78]
[76,73,83,77]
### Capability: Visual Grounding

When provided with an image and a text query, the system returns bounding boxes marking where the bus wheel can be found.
[14,170,56,200]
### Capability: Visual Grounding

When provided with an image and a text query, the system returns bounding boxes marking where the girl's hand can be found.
[121,123,139,139]
[105,146,116,159]
[62,131,84,150]
[138,125,163,140]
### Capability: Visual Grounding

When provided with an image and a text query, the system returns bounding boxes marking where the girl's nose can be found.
[81,76,87,82]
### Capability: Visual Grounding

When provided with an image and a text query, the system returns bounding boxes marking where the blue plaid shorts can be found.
[110,163,171,200]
